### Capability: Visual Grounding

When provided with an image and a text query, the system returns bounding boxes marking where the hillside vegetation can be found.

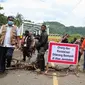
[44,22,85,36]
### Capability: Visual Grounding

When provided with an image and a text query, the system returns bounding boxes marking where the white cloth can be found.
[0,25,20,47]
[24,36,28,47]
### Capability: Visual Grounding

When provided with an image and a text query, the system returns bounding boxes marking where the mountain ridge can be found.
[43,21,85,35]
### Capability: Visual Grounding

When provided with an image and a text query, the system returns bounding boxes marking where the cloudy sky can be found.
[0,0,85,26]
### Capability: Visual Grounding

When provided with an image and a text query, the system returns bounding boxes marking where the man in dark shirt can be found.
[21,30,35,62]
[61,34,69,43]
[36,25,48,72]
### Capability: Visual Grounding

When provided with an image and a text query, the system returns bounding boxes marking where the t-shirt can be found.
[0,25,20,47]
[61,38,68,43]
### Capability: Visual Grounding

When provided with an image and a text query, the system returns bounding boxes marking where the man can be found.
[0,16,20,73]
[21,30,35,62]
[61,34,69,43]
[71,37,77,44]
[74,37,84,62]
[36,25,48,72]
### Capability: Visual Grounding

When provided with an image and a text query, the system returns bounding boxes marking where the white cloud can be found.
[0,0,85,26]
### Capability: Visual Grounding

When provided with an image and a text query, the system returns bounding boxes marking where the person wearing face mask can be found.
[0,16,20,73]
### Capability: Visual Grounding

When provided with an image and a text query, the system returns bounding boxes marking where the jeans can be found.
[0,46,7,72]
[0,46,14,72]
[6,47,14,67]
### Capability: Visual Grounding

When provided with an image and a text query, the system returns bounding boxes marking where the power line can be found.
[65,0,83,16]
[72,0,82,12]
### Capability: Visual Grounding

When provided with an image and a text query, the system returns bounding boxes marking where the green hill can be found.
[43,22,85,36]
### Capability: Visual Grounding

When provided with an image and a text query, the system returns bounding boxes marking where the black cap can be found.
[41,24,46,28]
[7,16,14,20]
[25,30,29,33]
[25,30,29,36]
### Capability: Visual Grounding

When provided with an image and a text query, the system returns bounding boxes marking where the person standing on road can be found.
[36,25,48,72]
[74,37,84,63]
[21,30,35,62]
[0,16,20,73]
[61,34,69,43]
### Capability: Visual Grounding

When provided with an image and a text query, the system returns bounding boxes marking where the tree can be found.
[68,34,82,43]
[0,6,7,26]
[14,13,23,27]
[0,14,7,26]
[0,6,3,10]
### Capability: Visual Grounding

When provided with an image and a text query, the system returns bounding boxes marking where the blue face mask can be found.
[8,21,14,26]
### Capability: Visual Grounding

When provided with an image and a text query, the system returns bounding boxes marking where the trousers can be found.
[22,47,32,61]
[37,47,45,71]
[0,46,14,72]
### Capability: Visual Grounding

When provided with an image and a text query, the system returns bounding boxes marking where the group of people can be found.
[0,15,85,74]
[61,34,85,71]
[0,16,48,74]
[21,25,48,72]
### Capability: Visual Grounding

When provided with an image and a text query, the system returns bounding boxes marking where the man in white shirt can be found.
[0,16,20,73]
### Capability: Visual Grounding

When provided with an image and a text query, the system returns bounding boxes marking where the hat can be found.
[25,30,29,33]
[7,16,14,20]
